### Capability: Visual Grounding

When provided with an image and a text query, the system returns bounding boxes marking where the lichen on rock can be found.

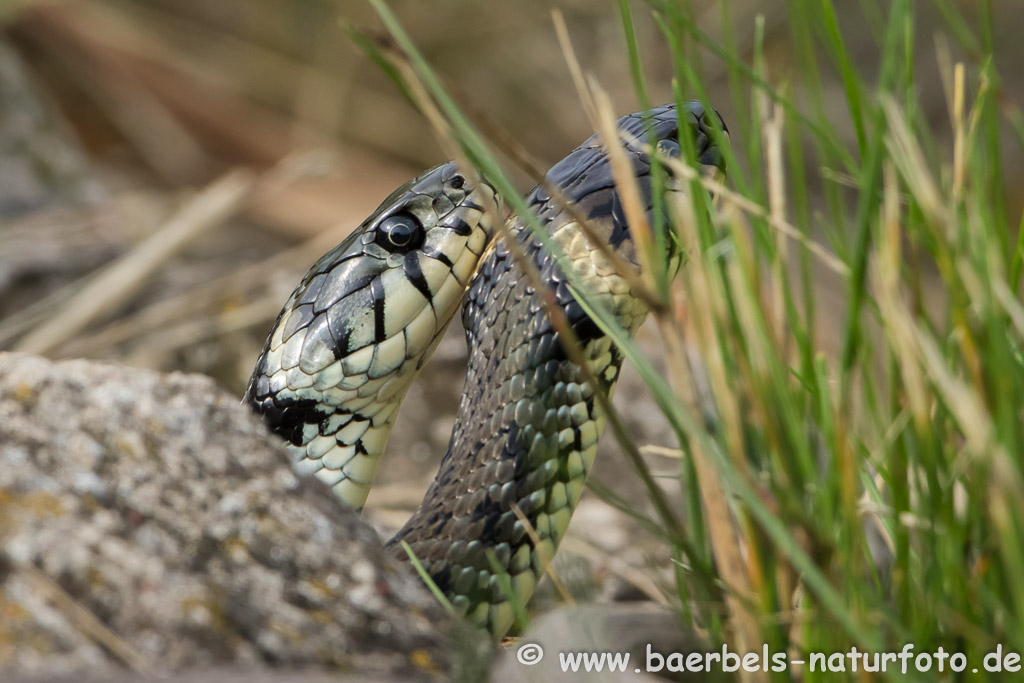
[0,352,453,680]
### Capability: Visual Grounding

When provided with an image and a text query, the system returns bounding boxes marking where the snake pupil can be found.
[449,174,465,190]
[376,213,424,252]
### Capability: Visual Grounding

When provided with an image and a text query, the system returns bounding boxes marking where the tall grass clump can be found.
[367,0,1022,679]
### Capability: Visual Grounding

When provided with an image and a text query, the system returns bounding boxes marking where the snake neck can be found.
[249,281,455,510]
[388,211,652,635]
[384,105,698,637]
[285,304,459,510]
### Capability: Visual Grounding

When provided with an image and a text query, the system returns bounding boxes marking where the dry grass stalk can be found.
[510,502,575,605]
[759,92,789,355]
[589,83,659,292]
[62,220,355,358]
[560,535,670,605]
[14,169,255,355]
[662,191,763,674]
[658,153,847,276]
[18,564,152,674]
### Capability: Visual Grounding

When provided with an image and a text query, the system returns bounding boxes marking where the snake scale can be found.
[245,102,726,636]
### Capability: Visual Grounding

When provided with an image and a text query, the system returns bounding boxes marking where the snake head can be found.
[245,161,499,507]
[652,100,729,178]
[531,100,727,264]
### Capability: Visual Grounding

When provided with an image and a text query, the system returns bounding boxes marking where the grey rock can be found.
[0,352,453,680]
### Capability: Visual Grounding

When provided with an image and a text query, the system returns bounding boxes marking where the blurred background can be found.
[1,0,1022,607]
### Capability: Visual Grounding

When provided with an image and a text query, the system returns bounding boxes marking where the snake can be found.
[245,102,726,636]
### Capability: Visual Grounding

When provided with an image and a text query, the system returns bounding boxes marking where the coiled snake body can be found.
[246,103,725,635]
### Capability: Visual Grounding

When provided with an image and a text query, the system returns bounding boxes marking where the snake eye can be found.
[376,213,424,252]
[656,138,681,159]
[449,174,465,190]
